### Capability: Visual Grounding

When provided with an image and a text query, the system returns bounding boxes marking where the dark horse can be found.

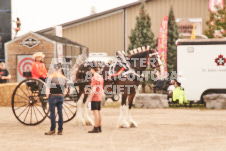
[74,48,163,127]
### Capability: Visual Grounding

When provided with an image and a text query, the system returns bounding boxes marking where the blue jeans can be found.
[48,95,64,131]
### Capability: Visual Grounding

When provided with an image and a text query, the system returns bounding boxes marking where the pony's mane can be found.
[129,50,149,58]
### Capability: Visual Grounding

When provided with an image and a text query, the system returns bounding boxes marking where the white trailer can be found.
[176,39,226,102]
[88,52,116,63]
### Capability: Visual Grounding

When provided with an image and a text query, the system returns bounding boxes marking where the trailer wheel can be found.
[112,94,120,102]
[200,89,226,106]
[61,86,78,123]
[200,92,213,106]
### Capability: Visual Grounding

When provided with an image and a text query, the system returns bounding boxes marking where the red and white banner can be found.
[55,26,64,63]
[158,16,168,78]
[209,0,224,12]
[55,26,63,37]
[57,43,63,63]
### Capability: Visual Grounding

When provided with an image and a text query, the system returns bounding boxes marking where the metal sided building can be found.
[38,0,221,56]
[0,0,11,61]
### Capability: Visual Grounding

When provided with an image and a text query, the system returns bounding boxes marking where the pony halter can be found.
[149,52,163,68]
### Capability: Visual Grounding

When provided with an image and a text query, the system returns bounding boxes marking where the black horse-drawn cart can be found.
[11,73,90,125]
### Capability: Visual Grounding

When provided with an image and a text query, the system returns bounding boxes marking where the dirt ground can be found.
[1,106,226,151]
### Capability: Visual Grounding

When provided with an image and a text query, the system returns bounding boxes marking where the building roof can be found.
[37,0,149,33]
[5,32,87,48]
[37,32,86,48]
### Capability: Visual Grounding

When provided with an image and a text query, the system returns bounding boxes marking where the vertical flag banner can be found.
[209,0,224,12]
[55,26,63,63]
[191,24,196,39]
[158,16,168,78]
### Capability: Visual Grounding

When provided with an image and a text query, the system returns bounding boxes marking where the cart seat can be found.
[23,71,32,78]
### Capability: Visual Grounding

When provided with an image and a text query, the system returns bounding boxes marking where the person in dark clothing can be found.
[0,62,11,83]
[45,63,68,135]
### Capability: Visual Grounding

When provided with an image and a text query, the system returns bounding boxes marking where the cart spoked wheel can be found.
[12,78,49,125]
[48,84,78,123]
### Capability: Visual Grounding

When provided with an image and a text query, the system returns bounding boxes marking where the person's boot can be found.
[57,130,63,135]
[45,130,55,135]
[88,127,99,133]
[98,126,102,132]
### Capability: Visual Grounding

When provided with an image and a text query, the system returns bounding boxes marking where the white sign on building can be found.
[55,26,63,37]
[17,55,34,82]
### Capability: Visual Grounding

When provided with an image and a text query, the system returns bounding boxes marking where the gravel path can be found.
[1,107,226,151]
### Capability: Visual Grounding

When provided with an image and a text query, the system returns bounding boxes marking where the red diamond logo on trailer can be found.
[215,54,226,66]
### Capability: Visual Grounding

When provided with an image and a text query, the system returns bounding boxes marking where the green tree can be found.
[127,0,156,93]
[204,5,226,38]
[128,0,156,53]
[167,6,179,75]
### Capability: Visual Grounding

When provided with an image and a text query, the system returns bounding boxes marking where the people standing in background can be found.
[31,52,48,82]
[0,62,11,83]
[45,63,68,135]
[13,17,21,38]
